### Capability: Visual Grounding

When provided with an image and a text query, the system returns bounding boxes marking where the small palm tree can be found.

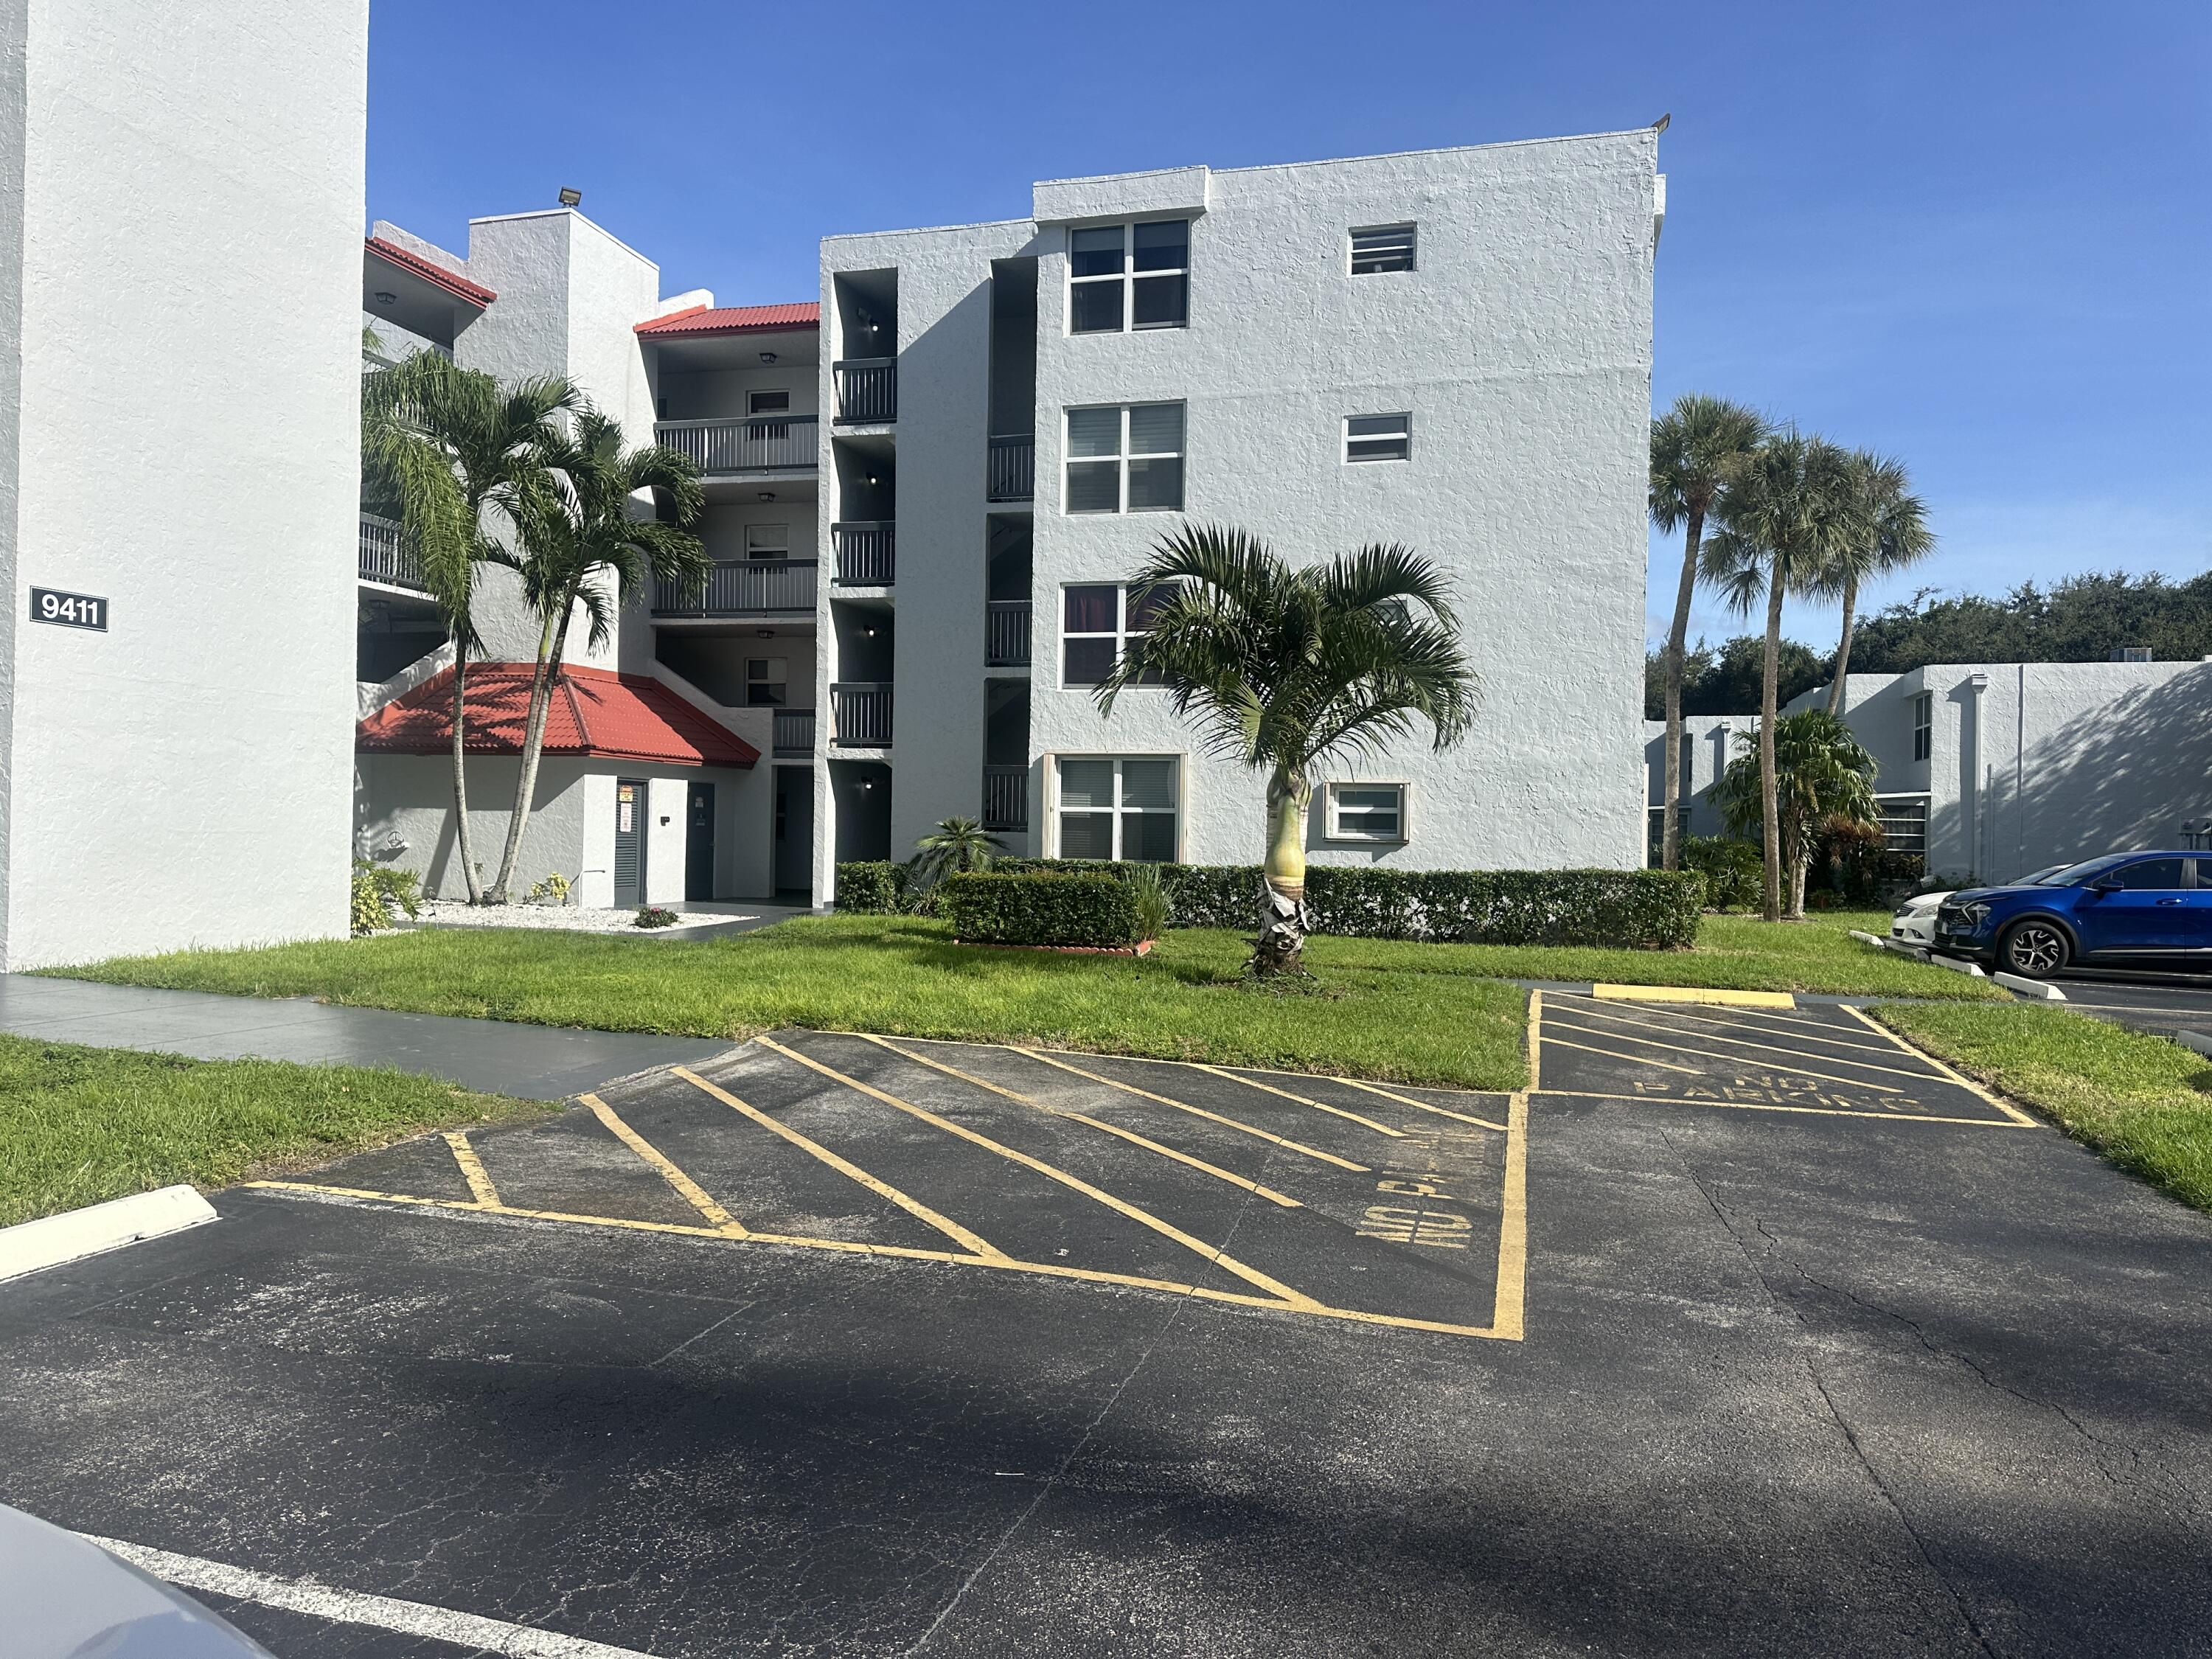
[903,816,1005,910]
[484,408,709,903]
[361,353,579,903]
[1820,451,1934,714]
[1709,710,1879,918]
[1701,431,1871,922]
[1649,394,1768,871]
[1098,524,1476,975]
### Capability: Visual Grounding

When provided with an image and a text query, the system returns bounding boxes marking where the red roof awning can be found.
[358,664,758,768]
[636,302,819,338]
[365,237,497,308]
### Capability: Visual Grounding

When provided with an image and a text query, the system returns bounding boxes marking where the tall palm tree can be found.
[1097,524,1476,975]
[1708,709,1879,918]
[1820,451,1934,714]
[1649,395,1768,872]
[485,407,709,905]
[1700,431,1871,922]
[361,352,579,903]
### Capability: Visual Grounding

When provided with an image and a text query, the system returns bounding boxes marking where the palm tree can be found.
[484,407,709,904]
[1708,709,1879,918]
[1097,524,1476,975]
[903,816,1005,910]
[1649,395,1768,872]
[361,353,579,903]
[1700,431,1871,921]
[1820,451,1934,714]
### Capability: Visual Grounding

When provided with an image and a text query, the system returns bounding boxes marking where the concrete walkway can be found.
[0,975,737,1100]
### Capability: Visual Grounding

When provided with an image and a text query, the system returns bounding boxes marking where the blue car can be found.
[1933,852,2212,978]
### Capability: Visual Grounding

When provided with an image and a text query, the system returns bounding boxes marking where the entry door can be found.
[685,783,715,902]
[613,778,648,908]
[773,768,814,897]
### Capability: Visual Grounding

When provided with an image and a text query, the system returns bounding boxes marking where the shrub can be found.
[349,859,422,936]
[634,906,680,929]
[526,872,574,907]
[993,859,1257,930]
[1681,837,1763,912]
[1125,863,1172,940]
[943,872,1141,948]
[835,861,904,912]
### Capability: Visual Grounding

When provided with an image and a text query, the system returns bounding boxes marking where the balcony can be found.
[655,416,818,474]
[983,765,1028,832]
[985,600,1031,667]
[832,522,895,586]
[358,512,425,591]
[833,358,897,423]
[832,683,893,748]
[773,708,815,758]
[987,435,1034,503]
[653,560,817,616]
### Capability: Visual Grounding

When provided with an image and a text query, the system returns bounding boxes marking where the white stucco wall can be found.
[1,0,366,967]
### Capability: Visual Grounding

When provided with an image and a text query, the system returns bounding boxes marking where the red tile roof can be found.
[636,302,820,338]
[365,236,498,307]
[358,664,758,768]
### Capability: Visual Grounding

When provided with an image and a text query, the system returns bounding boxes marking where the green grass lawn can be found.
[1879,1003,2212,1214]
[0,1034,543,1226]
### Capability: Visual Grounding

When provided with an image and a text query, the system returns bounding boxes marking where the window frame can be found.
[747,388,792,417]
[1910,692,1933,762]
[743,523,791,560]
[1874,793,1930,858]
[1062,402,1186,515]
[1059,582,1169,689]
[1067,219,1192,335]
[1349,223,1418,276]
[1049,754,1183,863]
[1343,411,1412,465]
[744,655,788,708]
[1324,780,1408,844]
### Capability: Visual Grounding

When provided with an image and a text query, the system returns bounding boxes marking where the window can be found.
[744,524,790,560]
[1344,412,1411,464]
[1061,583,1169,686]
[745,657,787,707]
[1326,782,1405,842]
[2109,858,2185,890]
[1910,692,1933,762]
[1875,797,1928,857]
[748,389,791,416]
[1349,223,1416,274]
[2194,858,2212,882]
[1056,756,1178,861]
[1065,403,1184,514]
[1068,220,1189,333]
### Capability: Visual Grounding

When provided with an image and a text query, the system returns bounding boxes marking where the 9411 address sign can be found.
[29,588,107,631]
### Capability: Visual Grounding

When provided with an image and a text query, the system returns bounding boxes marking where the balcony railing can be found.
[773,708,815,757]
[832,683,893,748]
[358,512,424,590]
[985,600,1032,667]
[832,522,895,585]
[654,416,818,473]
[834,358,897,422]
[653,559,817,616]
[987,434,1034,502]
[983,765,1029,832]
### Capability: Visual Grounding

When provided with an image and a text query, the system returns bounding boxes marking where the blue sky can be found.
[368,0,2210,653]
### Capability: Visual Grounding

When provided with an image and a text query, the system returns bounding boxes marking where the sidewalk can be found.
[0,975,737,1100]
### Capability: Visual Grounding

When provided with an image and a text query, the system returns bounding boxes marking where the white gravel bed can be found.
[411,900,751,936]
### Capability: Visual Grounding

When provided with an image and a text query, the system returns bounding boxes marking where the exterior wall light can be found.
[757,491,776,502]
[372,291,396,305]
[759,351,777,364]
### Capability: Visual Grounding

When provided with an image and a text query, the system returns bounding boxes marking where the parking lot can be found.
[3,1012,2208,1656]
[2045,973,2212,1043]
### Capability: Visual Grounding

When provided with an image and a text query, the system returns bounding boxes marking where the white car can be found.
[1892,866,2068,948]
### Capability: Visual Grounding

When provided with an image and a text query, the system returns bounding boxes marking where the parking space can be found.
[2046,973,2212,1042]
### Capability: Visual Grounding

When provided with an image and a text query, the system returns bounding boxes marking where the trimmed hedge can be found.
[942,872,1141,948]
[835,861,903,913]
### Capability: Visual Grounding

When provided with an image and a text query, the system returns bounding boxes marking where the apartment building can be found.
[356,128,1662,906]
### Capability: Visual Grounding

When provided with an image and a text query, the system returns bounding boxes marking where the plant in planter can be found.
[633,905,680,929]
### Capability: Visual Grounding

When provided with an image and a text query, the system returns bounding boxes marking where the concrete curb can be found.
[1992,972,2067,1001]
[0,1184,216,1284]
[1848,930,1885,947]
[2176,1031,2212,1060]
[1881,937,1931,961]
[1928,953,1986,978]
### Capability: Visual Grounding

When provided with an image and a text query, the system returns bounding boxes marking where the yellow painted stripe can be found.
[1842,1006,2041,1127]
[1490,1093,1530,1340]
[1538,1032,1708,1076]
[1530,1088,2031,1127]
[1591,984,1795,1009]
[441,1132,501,1208]
[1542,1014,1907,1095]
[1016,1047,1370,1172]
[580,1093,746,1236]
[242,1179,1514,1340]
[1554,1001,1941,1082]
[855,1034,1303,1209]
[1183,1063,1407,1138]
[669,1065,1004,1259]
[1528,989,1543,1093]
[1548,991,1900,1051]
[757,1035,1321,1308]
[1326,1075,1509,1134]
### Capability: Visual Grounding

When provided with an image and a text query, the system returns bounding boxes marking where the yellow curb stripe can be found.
[1324,1075,1509,1133]
[855,1034,1303,1209]
[1015,1047,1371,1172]
[1842,1007,2041,1127]
[1542,1015,1907,1095]
[1490,1093,1530,1340]
[441,1132,501,1208]
[1531,1088,2031,1127]
[1183,1063,1408,1138]
[1592,984,1796,1008]
[580,1093,746,1236]
[1554,1001,1943,1082]
[669,1066,1004,1259]
[757,1035,1321,1308]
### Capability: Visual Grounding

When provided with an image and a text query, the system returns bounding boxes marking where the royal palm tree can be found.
[1097,524,1475,975]
[1820,451,1934,714]
[361,352,579,903]
[1700,431,1871,921]
[1649,394,1768,872]
[485,407,708,904]
[1709,709,1879,918]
